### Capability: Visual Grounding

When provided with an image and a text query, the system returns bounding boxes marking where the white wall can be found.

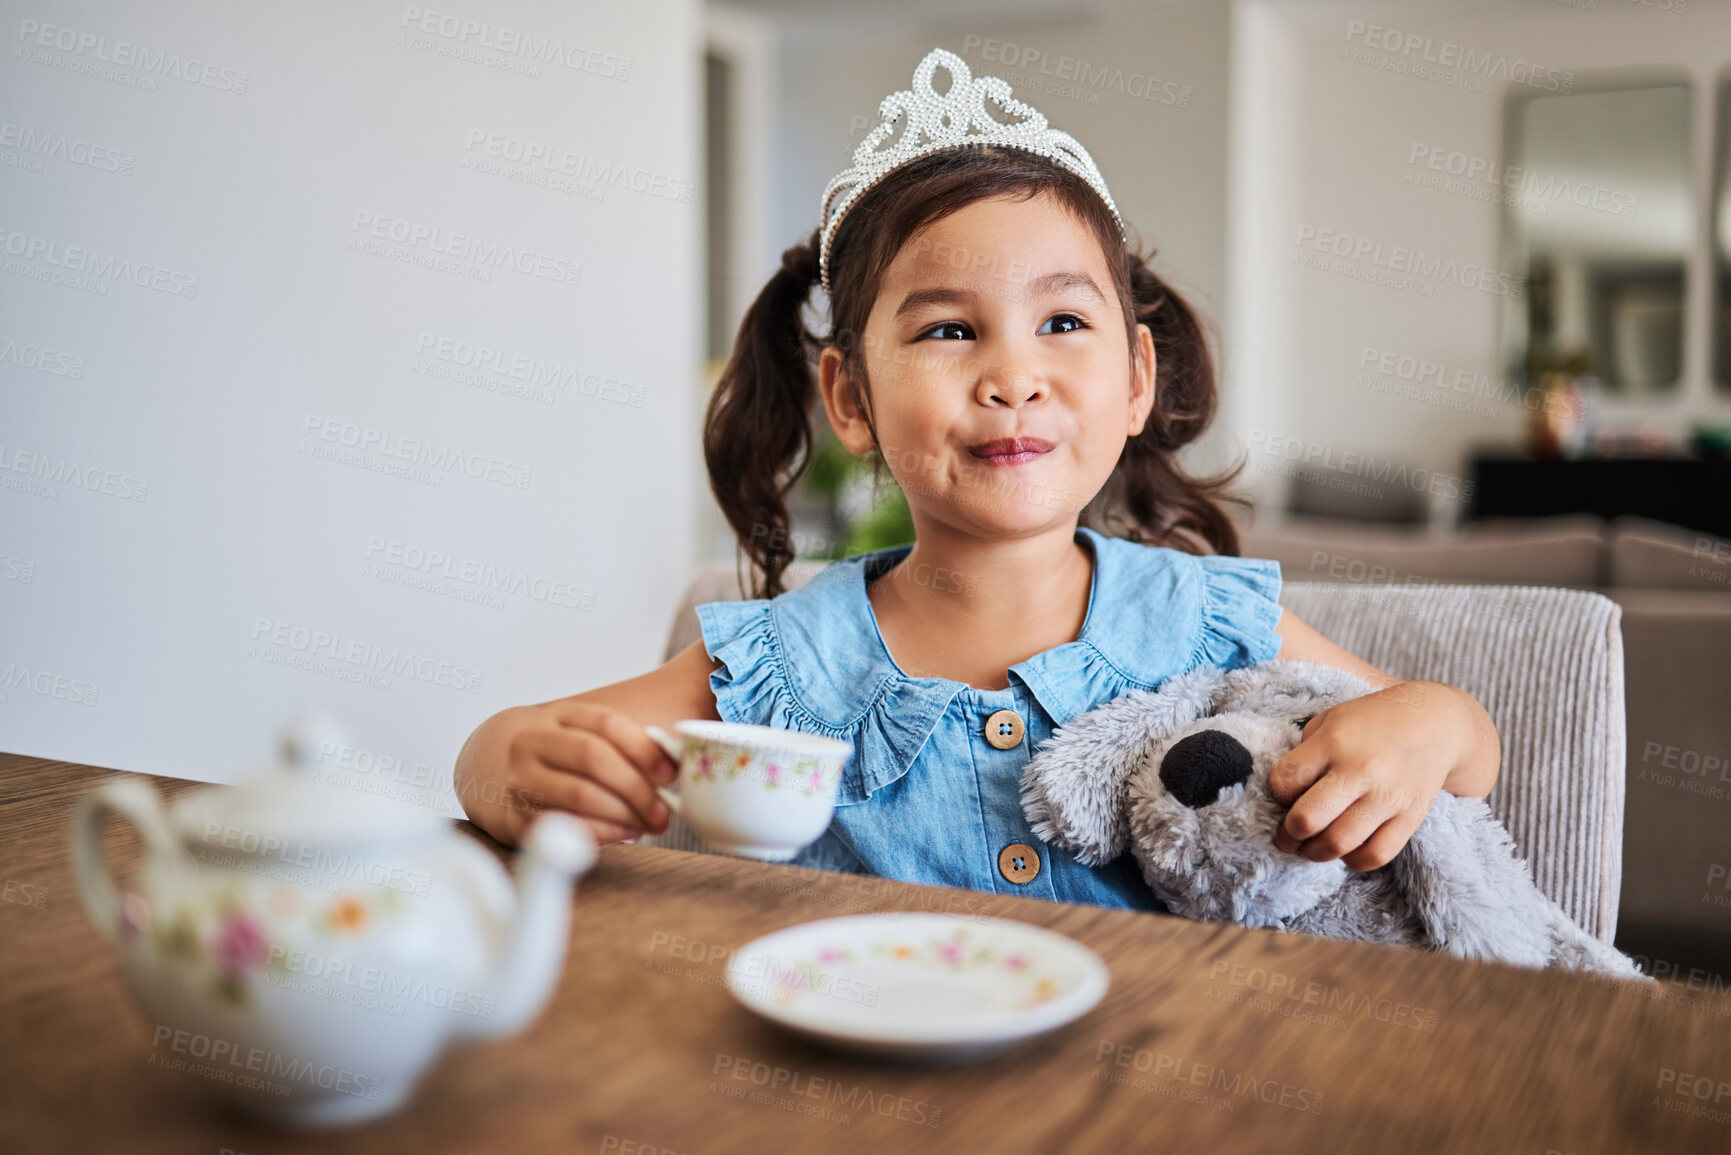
[0,0,701,801]
[1228,0,1731,525]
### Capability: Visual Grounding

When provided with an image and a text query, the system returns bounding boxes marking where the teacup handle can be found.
[643,725,684,817]
[71,779,183,947]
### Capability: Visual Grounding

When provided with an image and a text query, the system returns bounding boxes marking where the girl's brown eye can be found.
[919,322,971,341]
[1038,313,1088,335]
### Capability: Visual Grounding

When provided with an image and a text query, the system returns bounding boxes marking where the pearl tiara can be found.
[818,47,1125,294]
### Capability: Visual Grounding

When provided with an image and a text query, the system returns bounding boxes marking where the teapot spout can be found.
[456,811,596,1040]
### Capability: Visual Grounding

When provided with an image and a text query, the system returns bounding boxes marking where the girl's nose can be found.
[973,358,1047,408]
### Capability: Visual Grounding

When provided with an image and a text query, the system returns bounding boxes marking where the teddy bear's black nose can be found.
[1159,729,1254,808]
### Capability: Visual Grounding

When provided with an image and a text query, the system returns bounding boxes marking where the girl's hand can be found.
[1266,680,1500,871]
[456,701,678,847]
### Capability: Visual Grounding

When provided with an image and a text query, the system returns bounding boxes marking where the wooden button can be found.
[998,842,1040,885]
[984,708,1024,749]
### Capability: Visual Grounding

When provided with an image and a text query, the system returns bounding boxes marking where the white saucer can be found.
[724,913,1110,1063]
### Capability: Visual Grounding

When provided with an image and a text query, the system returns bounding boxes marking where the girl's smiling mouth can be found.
[968,437,1054,466]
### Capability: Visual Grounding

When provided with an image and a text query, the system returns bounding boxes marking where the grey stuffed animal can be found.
[1021,660,1647,979]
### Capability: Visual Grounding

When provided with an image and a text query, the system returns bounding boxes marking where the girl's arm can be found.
[1265,609,1502,871]
[454,640,723,847]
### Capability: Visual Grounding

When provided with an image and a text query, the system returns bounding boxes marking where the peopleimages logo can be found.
[1356,345,1572,415]
[0,336,84,378]
[398,6,631,80]
[1247,428,1474,503]
[349,211,581,287]
[362,535,598,612]
[196,822,434,896]
[300,414,534,490]
[1342,20,1573,93]
[412,331,645,408]
[462,130,694,203]
[1293,226,1523,299]
[0,120,134,175]
[249,617,484,694]
[0,227,199,297]
[1407,144,1639,218]
[0,553,37,584]
[959,33,1193,108]
[15,18,250,92]
[0,662,99,707]
[150,1026,380,1100]
[0,443,149,502]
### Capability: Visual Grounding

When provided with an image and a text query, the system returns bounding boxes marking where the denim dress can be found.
[693,525,1284,912]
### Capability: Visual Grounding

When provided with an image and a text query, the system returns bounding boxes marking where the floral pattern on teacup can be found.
[685,738,840,798]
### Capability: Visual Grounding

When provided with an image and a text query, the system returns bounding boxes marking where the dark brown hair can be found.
[703,144,1245,598]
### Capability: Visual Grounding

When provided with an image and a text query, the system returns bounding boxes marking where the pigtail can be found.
[1085,256,1247,557]
[703,230,824,599]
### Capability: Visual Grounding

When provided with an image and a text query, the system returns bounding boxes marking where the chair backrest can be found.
[660,562,1627,945]
[1277,583,1625,945]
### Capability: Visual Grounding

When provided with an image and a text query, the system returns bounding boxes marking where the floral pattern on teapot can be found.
[117,881,402,1008]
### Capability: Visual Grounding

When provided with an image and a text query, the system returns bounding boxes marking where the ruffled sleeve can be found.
[695,599,802,732]
[1192,555,1284,670]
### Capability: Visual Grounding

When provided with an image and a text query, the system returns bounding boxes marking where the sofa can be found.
[1239,513,1731,979]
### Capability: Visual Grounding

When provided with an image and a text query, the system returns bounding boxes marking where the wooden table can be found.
[3,754,1729,1154]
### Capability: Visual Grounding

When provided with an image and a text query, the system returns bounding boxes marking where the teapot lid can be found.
[173,763,450,854]
[171,711,451,854]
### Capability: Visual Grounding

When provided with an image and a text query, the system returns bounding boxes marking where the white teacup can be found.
[644,721,851,861]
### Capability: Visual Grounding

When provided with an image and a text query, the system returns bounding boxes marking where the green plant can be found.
[797,424,914,557]
[841,485,914,556]
[799,421,858,506]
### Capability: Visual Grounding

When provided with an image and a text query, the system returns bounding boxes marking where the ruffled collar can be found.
[771,526,1185,803]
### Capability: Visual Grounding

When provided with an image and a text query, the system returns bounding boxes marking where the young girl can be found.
[454,49,1500,910]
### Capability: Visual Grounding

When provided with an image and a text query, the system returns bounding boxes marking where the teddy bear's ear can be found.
[1389,794,1554,967]
[1020,667,1223,866]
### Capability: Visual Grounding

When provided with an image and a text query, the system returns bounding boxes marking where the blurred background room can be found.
[704,0,1731,984]
[4,0,1728,981]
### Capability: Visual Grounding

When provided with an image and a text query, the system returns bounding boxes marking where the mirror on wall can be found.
[1716,73,1731,393]
[1502,80,1693,399]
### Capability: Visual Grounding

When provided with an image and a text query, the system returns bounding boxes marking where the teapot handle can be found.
[71,779,183,947]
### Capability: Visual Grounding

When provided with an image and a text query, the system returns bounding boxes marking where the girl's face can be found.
[819,191,1156,542]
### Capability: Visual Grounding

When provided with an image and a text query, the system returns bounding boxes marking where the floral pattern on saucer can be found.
[775,926,1063,1010]
[726,913,1110,1061]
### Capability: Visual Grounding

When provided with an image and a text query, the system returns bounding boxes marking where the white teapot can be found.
[71,715,596,1128]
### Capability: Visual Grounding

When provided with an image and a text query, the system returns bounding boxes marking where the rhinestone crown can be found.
[818,47,1124,293]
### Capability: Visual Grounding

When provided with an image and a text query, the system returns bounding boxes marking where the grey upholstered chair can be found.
[646,561,1628,946]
